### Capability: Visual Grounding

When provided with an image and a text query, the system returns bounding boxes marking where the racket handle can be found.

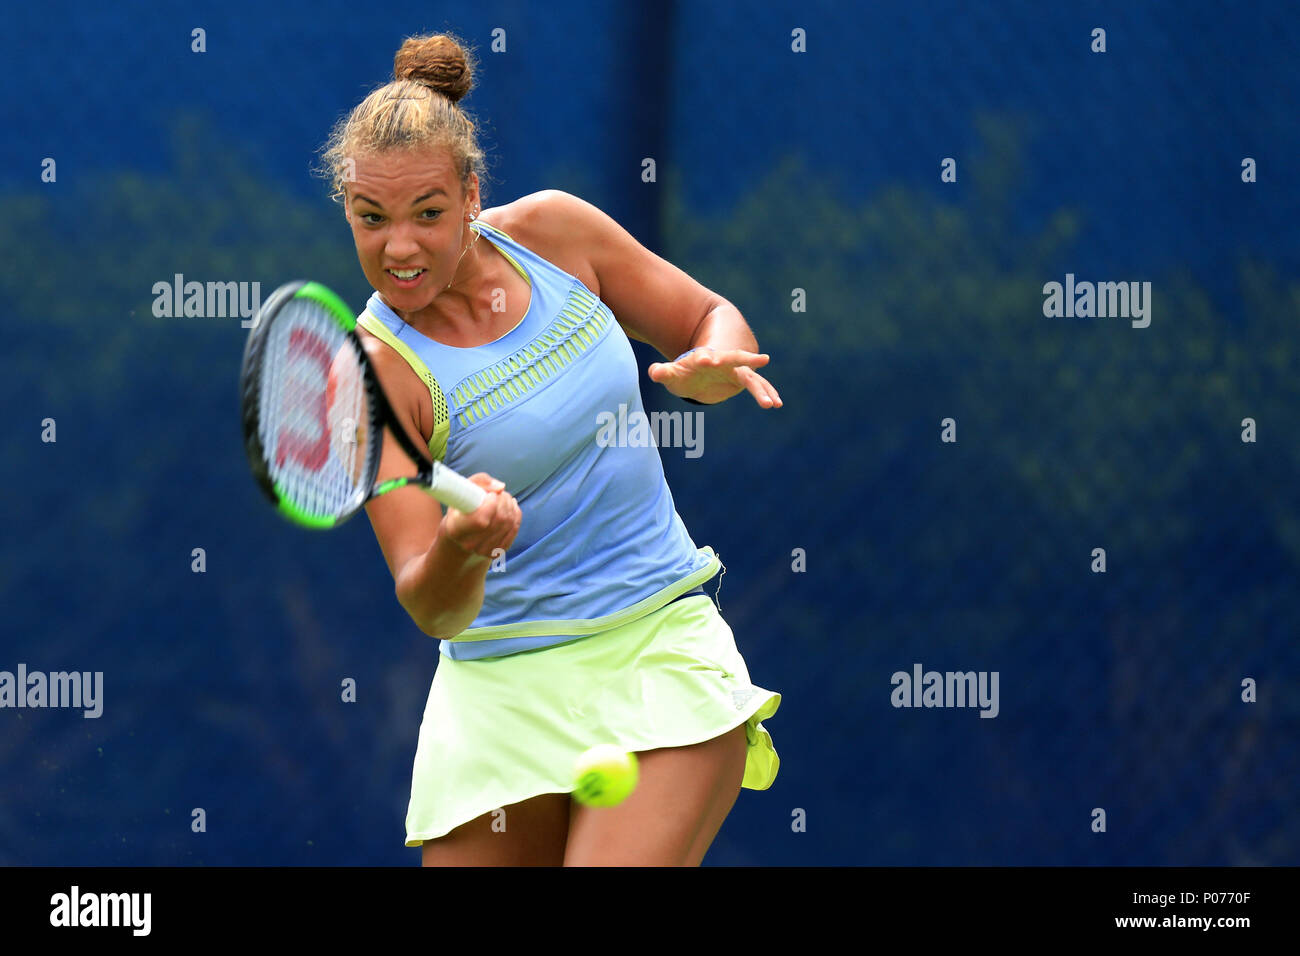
[427,461,488,513]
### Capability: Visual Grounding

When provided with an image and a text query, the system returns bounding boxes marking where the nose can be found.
[384,221,420,261]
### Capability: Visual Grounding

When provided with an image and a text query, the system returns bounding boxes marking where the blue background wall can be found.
[1,0,1296,864]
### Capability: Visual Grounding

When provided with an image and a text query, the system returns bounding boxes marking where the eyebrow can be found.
[352,188,448,209]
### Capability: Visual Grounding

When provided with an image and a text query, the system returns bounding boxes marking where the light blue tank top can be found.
[357,218,720,660]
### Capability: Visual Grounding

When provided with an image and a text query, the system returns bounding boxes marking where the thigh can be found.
[421,792,571,867]
[564,724,748,867]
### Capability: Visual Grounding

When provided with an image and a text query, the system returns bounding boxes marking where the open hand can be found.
[647,347,783,408]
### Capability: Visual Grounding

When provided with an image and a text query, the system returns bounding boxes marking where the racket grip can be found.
[427,462,488,513]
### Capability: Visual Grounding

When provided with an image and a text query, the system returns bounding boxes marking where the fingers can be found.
[648,361,691,386]
[738,368,783,408]
[653,354,782,407]
[663,349,769,371]
[480,488,521,554]
[466,472,506,494]
[695,349,769,369]
[446,473,522,557]
[453,491,521,557]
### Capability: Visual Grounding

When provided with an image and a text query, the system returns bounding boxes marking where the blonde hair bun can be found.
[393,33,475,104]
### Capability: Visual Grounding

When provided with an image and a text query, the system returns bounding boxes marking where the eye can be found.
[420,208,443,220]
[359,212,383,225]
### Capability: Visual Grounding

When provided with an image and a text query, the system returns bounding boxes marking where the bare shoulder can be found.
[479,190,602,295]
[355,323,431,442]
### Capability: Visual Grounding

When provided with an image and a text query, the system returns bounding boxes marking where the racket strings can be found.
[259,301,372,519]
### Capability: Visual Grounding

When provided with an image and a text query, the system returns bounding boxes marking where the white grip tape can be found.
[427,461,488,513]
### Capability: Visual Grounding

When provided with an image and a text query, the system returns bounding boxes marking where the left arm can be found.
[516,190,782,408]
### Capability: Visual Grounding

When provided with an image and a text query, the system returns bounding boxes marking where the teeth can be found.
[390,269,423,279]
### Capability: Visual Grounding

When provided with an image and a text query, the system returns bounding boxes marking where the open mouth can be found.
[386,268,427,286]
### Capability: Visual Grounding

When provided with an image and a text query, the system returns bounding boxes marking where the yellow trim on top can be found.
[357,309,450,461]
[473,220,531,286]
[448,548,723,642]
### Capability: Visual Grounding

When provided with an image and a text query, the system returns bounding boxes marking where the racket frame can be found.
[241,280,484,529]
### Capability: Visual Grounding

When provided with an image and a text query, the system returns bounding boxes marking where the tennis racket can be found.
[239,280,486,528]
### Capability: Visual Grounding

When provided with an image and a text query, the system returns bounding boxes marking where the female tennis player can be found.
[321,32,782,865]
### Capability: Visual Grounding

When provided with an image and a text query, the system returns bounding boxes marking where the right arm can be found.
[358,334,522,640]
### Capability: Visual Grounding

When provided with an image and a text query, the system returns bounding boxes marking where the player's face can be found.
[346,148,479,314]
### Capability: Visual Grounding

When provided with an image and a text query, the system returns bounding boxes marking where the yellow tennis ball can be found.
[572,745,639,807]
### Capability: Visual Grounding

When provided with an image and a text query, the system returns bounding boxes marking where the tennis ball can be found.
[572,745,639,808]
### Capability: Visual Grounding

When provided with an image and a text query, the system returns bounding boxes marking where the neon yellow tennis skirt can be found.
[404,592,781,846]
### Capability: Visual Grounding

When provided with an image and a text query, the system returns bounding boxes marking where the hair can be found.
[319,32,488,206]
